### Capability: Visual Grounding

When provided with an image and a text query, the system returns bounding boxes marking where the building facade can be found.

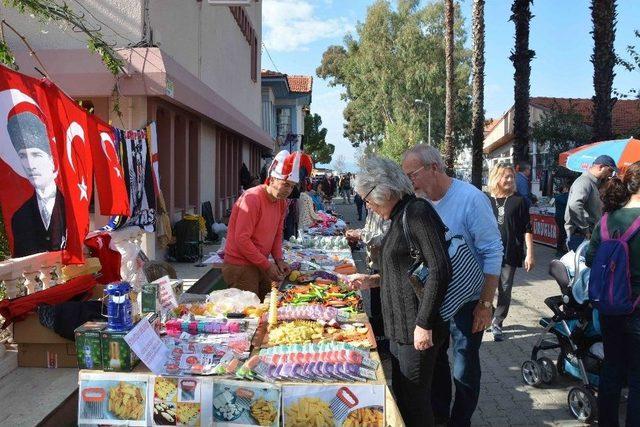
[261,70,312,152]
[1,0,275,256]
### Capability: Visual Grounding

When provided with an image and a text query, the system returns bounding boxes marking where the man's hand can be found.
[472,302,493,333]
[266,263,284,282]
[414,325,433,351]
[345,229,362,243]
[275,259,290,276]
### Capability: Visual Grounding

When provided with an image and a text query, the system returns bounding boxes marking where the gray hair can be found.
[354,156,413,205]
[402,144,445,172]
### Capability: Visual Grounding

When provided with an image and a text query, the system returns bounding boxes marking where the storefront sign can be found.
[531,213,557,247]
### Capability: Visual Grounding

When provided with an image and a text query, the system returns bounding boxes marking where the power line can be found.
[261,41,280,73]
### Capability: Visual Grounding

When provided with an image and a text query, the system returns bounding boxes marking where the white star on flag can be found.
[114,166,121,178]
[78,177,88,201]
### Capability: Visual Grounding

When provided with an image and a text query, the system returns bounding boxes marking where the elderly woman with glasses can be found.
[350,156,452,426]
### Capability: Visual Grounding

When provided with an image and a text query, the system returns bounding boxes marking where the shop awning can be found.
[12,48,274,150]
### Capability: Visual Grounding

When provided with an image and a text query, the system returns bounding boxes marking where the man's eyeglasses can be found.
[406,165,425,181]
[363,185,377,204]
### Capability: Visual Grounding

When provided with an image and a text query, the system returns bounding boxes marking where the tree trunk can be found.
[591,0,617,141]
[444,0,455,175]
[510,0,535,164]
[471,0,485,189]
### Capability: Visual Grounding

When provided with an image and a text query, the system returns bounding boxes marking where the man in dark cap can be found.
[565,154,617,251]
[8,111,66,257]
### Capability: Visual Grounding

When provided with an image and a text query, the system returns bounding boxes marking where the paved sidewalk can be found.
[330,199,593,427]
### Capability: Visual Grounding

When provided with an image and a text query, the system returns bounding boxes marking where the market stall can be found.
[73,234,402,426]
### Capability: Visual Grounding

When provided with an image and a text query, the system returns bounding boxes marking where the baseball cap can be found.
[593,155,619,172]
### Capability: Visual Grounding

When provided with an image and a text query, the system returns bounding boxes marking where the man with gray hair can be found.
[402,144,503,426]
[8,111,66,257]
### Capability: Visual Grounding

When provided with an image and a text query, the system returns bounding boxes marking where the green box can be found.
[140,283,159,314]
[74,321,107,369]
[100,328,140,372]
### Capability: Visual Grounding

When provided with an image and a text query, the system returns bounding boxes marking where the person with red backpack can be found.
[586,161,640,426]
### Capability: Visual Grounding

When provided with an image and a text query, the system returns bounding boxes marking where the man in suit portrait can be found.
[8,111,66,257]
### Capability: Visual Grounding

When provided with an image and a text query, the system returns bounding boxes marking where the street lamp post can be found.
[414,99,431,145]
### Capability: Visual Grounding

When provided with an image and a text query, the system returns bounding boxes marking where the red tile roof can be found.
[530,97,640,136]
[261,69,284,78]
[286,75,313,93]
[484,118,499,134]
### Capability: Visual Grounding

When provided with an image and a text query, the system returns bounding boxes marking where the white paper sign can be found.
[154,275,179,310]
[124,316,170,375]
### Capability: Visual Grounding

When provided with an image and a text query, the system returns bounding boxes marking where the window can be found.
[276,108,291,137]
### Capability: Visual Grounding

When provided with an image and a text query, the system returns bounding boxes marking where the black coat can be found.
[379,195,452,344]
[12,191,66,257]
[487,194,532,268]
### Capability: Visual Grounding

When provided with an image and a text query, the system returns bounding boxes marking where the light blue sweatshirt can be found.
[428,179,504,292]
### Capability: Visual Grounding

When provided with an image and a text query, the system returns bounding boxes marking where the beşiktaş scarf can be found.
[105,128,156,232]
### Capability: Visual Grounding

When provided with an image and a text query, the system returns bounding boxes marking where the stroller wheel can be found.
[537,357,558,384]
[521,360,543,387]
[568,386,598,422]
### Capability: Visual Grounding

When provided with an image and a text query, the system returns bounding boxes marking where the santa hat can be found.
[268,150,313,184]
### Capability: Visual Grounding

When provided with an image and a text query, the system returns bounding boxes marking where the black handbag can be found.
[402,202,485,321]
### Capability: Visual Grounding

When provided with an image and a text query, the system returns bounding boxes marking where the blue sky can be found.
[262,0,640,166]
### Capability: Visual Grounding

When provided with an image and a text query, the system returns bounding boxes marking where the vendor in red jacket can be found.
[222,150,307,300]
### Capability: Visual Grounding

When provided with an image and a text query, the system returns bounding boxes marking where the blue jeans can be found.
[599,309,640,427]
[431,300,484,427]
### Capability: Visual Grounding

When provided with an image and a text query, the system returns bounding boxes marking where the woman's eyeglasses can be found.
[363,186,377,204]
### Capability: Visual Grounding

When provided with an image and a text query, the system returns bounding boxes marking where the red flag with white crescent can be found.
[44,83,94,264]
[88,118,130,216]
[0,65,67,259]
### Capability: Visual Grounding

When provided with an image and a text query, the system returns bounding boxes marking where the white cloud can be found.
[262,0,353,52]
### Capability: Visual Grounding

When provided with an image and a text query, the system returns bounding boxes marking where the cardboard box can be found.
[18,343,77,368]
[74,321,107,369]
[12,313,70,344]
[101,329,140,372]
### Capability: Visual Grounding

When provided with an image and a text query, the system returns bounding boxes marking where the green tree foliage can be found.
[616,29,640,100]
[304,113,335,164]
[317,0,472,162]
[531,103,592,171]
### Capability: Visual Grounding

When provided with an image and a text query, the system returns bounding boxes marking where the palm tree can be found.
[444,0,455,175]
[591,0,617,141]
[509,0,535,164]
[471,0,485,189]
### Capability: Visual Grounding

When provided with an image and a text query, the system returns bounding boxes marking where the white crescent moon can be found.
[100,131,116,162]
[65,121,85,172]
[0,89,42,179]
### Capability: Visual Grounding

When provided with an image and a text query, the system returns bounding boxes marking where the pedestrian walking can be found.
[402,144,503,426]
[565,155,617,251]
[585,161,640,427]
[350,155,452,427]
[515,161,537,208]
[486,164,535,342]
[354,192,365,220]
[553,181,571,257]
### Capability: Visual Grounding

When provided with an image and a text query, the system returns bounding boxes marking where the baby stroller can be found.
[521,242,603,422]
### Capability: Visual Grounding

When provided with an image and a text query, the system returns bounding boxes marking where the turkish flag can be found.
[44,83,94,264]
[88,118,129,216]
[0,65,66,259]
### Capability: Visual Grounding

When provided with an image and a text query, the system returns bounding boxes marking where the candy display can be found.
[276,305,340,322]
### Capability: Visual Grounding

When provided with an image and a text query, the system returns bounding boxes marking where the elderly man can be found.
[565,154,617,251]
[402,144,503,427]
[8,111,66,257]
[222,150,308,300]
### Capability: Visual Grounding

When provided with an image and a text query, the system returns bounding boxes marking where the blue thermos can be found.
[103,282,134,331]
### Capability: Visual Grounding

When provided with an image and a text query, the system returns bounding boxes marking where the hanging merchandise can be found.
[115,127,157,232]
[84,232,123,285]
[147,122,172,246]
[44,83,94,264]
[0,64,111,263]
[88,119,129,216]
